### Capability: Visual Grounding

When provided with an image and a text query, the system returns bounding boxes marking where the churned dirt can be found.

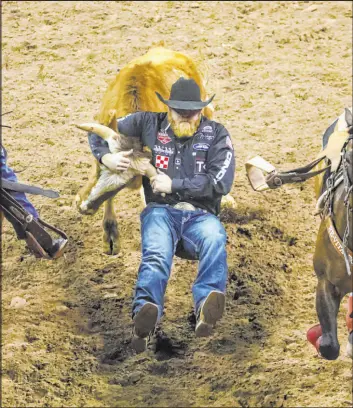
[2,1,352,407]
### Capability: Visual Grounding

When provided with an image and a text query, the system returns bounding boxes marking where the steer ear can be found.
[75,123,118,140]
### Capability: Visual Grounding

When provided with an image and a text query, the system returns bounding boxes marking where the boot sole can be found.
[195,291,225,338]
[132,303,158,353]
[131,335,148,354]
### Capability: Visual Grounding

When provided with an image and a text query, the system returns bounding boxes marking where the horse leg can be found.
[102,197,120,255]
[315,278,341,360]
[346,293,353,358]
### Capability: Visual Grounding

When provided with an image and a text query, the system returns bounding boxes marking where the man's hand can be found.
[101,150,133,172]
[151,169,172,194]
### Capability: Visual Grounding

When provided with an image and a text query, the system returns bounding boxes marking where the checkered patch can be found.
[155,155,169,169]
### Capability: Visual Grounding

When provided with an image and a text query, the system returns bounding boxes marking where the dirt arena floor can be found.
[2,1,352,407]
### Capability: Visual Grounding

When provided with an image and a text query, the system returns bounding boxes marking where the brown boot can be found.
[131,302,158,353]
[195,291,225,338]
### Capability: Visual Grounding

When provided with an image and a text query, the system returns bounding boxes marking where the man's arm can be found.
[171,125,235,199]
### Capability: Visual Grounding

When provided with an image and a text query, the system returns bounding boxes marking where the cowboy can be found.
[1,145,68,259]
[88,77,235,352]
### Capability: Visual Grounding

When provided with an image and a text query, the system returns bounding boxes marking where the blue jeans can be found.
[1,146,38,218]
[133,203,228,320]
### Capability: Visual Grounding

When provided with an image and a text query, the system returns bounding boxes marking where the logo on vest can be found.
[198,133,215,141]
[153,145,175,156]
[195,158,206,174]
[155,155,170,169]
[202,125,213,133]
[157,132,172,145]
[214,151,232,184]
[193,143,210,151]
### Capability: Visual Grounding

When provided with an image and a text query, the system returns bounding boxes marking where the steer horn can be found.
[75,123,118,140]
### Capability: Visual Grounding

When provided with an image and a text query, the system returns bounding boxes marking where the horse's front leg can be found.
[102,197,120,255]
[315,278,341,360]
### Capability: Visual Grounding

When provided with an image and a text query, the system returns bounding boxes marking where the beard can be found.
[168,111,201,138]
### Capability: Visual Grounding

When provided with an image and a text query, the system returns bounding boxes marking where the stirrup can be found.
[25,219,68,259]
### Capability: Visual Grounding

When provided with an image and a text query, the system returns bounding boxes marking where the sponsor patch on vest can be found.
[202,125,213,133]
[214,151,233,184]
[199,133,215,141]
[155,155,169,169]
[157,132,172,145]
[153,145,175,156]
[175,158,181,166]
[195,158,206,174]
[193,143,210,151]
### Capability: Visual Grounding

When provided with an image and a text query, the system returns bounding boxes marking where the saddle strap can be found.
[325,216,353,275]
[1,178,59,198]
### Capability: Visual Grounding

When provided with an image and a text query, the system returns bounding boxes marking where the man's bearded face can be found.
[168,108,202,138]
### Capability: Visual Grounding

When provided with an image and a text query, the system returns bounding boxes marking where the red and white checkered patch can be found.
[155,155,169,169]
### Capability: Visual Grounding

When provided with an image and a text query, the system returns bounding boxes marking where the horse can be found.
[307,107,352,360]
[246,107,353,360]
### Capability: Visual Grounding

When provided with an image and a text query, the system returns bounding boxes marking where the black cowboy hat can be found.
[156,77,215,110]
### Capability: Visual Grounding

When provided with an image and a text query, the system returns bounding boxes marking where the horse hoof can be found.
[319,342,340,360]
[103,220,119,255]
[103,239,120,255]
[307,324,322,352]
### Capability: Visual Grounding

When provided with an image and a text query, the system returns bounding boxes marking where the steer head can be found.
[75,122,156,179]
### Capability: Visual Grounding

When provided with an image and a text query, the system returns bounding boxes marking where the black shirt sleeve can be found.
[118,111,158,147]
[88,112,157,162]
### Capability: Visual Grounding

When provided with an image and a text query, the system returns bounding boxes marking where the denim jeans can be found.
[133,203,228,320]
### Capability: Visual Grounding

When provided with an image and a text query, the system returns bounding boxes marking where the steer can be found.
[75,122,157,215]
